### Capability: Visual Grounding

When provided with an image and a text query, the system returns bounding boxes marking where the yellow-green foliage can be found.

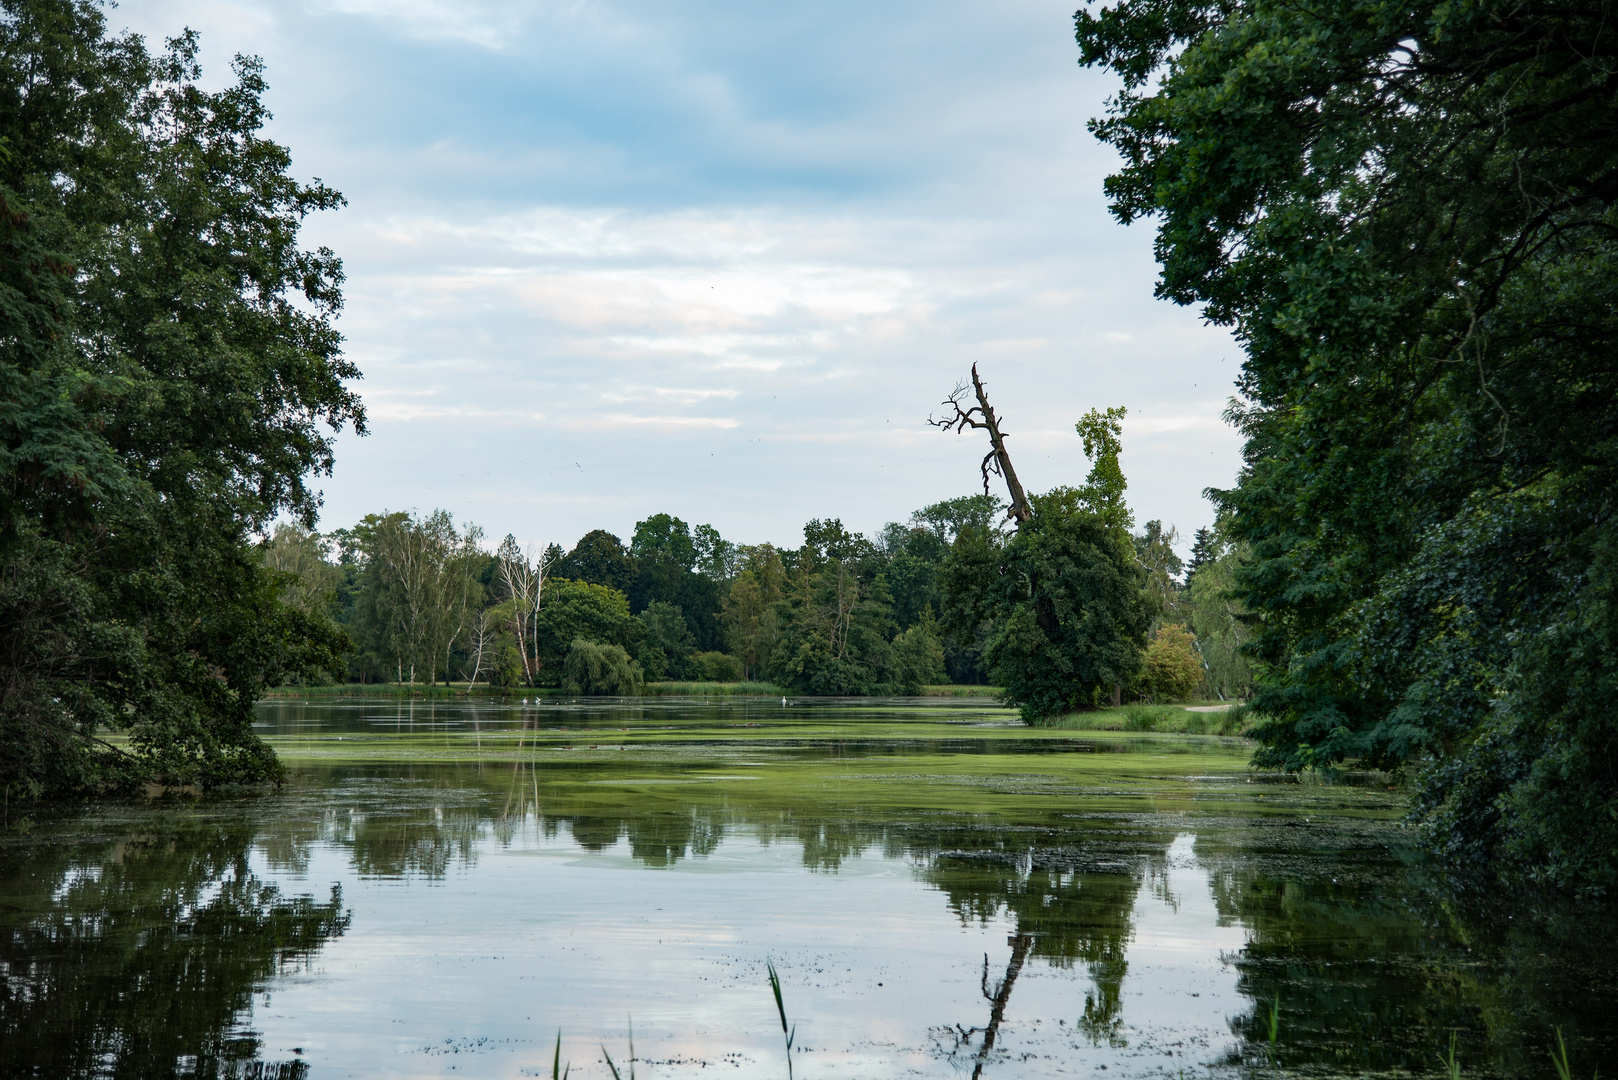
[1141,623,1203,702]
[690,651,744,681]
[1035,704,1246,736]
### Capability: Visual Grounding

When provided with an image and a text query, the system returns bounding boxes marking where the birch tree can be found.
[495,535,551,684]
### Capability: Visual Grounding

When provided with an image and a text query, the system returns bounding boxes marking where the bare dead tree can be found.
[972,933,1033,1080]
[462,608,497,691]
[928,363,1032,525]
[942,932,1035,1079]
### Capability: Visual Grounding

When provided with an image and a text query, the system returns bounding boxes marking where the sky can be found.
[115,0,1244,556]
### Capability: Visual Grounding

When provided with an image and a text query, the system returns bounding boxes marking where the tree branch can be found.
[928,363,1031,524]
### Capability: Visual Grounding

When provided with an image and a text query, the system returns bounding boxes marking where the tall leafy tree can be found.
[1077,0,1618,887]
[721,544,786,681]
[557,529,632,592]
[984,428,1149,718]
[1,3,362,796]
[628,513,721,649]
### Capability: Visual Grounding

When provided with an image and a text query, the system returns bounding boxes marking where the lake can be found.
[2,695,1614,1079]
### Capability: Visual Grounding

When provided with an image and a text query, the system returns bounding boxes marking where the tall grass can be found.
[1032,703,1249,735]
[259,682,475,700]
[600,1020,635,1080]
[261,681,790,700]
[1442,1030,1462,1080]
[642,681,787,697]
[919,684,1002,697]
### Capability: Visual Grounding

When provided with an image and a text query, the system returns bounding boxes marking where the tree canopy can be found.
[1077,0,1618,890]
[1,1,362,797]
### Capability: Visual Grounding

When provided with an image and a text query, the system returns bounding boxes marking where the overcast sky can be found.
[116,0,1243,555]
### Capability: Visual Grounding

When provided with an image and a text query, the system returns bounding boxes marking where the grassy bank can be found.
[260,682,472,699]
[640,681,787,696]
[261,681,996,700]
[920,684,1001,697]
[1034,702,1252,736]
[259,680,791,700]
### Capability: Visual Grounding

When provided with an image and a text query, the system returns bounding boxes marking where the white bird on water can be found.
[781,696,787,706]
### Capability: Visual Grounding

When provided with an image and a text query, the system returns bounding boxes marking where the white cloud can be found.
[114,0,1244,553]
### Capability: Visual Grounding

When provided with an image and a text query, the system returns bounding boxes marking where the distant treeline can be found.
[263,495,1252,703]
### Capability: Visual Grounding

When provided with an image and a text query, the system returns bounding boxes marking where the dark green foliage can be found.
[983,489,1150,720]
[940,410,1149,721]
[558,530,633,592]
[0,2,362,797]
[1184,527,1216,588]
[768,551,896,695]
[937,506,1007,687]
[561,639,644,696]
[1077,0,1618,888]
[910,494,1005,543]
[489,637,526,689]
[890,613,948,694]
[624,514,722,650]
[533,579,642,683]
[637,600,695,680]
[693,523,736,582]
[881,524,947,630]
[0,816,348,1076]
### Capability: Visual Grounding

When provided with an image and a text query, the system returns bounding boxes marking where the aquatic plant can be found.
[600,1020,635,1080]
[1441,1030,1460,1080]
[642,681,788,697]
[766,959,798,1080]
[552,1031,569,1080]
[1549,1027,1592,1080]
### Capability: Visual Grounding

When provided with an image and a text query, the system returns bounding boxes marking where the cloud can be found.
[115,0,1244,553]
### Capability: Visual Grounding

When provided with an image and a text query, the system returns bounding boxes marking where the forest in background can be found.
[263,485,1252,707]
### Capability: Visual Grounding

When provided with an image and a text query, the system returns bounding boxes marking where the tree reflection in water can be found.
[0,814,349,1079]
[918,837,1160,1071]
[9,751,1617,1079]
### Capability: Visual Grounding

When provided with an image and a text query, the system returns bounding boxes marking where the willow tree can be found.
[1076,0,1618,887]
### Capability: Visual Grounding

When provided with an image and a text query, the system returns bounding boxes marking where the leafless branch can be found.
[929,363,1032,524]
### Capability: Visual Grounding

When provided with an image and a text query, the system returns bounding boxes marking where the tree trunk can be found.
[972,933,1034,1080]
[969,364,1032,525]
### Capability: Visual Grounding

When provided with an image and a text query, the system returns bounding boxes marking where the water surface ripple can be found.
[1,696,1613,1079]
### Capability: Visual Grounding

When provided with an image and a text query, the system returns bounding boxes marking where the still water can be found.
[2,696,1614,1079]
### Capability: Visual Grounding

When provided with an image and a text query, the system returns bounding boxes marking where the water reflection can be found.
[0,813,348,1079]
[3,696,1615,1078]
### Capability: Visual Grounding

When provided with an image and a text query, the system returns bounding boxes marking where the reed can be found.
[642,681,788,697]
[552,1031,569,1080]
[1266,993,1280,1065]
[601,1020,635,1080]
[766,959,798,1080]
[1549,1027,1587,1080]
[1032,704,1249,736]
[919,684,1002,697]
[1442,1030,1461,1080]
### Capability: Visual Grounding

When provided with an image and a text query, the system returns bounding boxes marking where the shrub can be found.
[1140,624,1203,702]
[690,651,744,682]
[561,639,644,696]
[1122,704,1184,731]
